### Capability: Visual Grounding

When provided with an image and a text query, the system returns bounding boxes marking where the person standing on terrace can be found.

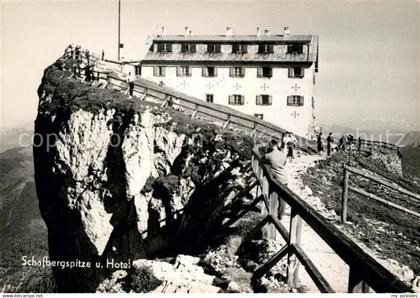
[263,138,289,219]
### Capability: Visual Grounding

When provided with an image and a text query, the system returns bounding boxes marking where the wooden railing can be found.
[249,148,412,293]
[341,165,420,222]
[344,138,401,154]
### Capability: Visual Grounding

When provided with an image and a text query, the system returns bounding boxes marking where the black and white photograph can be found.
[0,0,419,295]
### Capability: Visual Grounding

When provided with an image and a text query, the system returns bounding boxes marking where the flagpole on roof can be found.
[118,0,121,61]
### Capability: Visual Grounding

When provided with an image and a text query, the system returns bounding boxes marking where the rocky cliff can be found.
[34,59,253,292]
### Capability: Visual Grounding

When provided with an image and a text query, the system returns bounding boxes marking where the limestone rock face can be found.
[33,61,252,292]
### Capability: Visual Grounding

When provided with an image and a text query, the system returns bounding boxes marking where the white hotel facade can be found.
[134,27,319,139]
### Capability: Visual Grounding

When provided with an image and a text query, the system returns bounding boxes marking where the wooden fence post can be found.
[341,168,349,223]
[261,176,270,238]
[267,191,279,240]
[223,115,231,129]
[287,208,302,288]
[348,267,370,293]
[191,104,199,118]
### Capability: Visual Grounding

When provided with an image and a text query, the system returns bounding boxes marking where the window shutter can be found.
[187,66,192,77]
[228,95,233,104]
[240,67,245,77]
[269,95,273,105]
[241,95,245,105]
[191,44,196,53]
[256,95,261,105]
[257,67,263,78]
[202,67,208,77]
[153,66,157,76]
[214,67,218,76]
[229,67,234,77]
[232,44,238,53]
[242,45,248,53]
[288,68,294,78]
[268,68,273,78]
[176,66,181,77]
[167,44,172,52]
[161,66,166,77]
[216,44,221,53]
[301,68,305,78]
[268,44,274,53]
[287,96,292,105]
[300,96,304,106]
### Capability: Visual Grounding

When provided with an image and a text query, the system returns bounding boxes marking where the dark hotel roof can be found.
[142,34,319,67]
[153,34,315,43]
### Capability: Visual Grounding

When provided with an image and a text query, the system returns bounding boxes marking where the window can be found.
[232,44,247,54]
[181,43,196,53]
[229,67,245,77]
[207,43,221,53]
[177,66,191,77]
[228,95,245,105]
[256,95,272,106]
[135,65,141,76]
[287,95,304,106]
[206,94,214,103]
[254,114,264,120]
[258,44,274,54]
[288,67,305,78]
[257,67,273,78]
[202,66,217,77]
[157,43,172,52]
[153,66,165,77]
[287,43,304,54]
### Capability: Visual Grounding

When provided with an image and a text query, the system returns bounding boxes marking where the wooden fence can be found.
[249,148,412,293]
[344,138,401,154]
[341,165,420,222]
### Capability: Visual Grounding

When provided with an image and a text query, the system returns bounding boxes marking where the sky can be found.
[1,0,419,132]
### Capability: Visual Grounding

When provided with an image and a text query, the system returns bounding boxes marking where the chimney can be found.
[264,29,270,36]
[161,26,167,36]
[184,26,189,36]
[256,27,261,37]
[226,26,233,36]
[284,26,290,36]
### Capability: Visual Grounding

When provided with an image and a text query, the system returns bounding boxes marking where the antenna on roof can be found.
[117,0,121,60]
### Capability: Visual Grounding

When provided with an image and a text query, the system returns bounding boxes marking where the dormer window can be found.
[232,44,247,54]
[181,44,196,53]
[287,43,304,54]
[157,43,172,53]
[258,44,274,54]
[207,43,221,53]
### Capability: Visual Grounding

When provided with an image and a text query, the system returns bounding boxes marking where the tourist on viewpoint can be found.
[317,132,324,153]
[327,132,334,156]
[263,139,289,219]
